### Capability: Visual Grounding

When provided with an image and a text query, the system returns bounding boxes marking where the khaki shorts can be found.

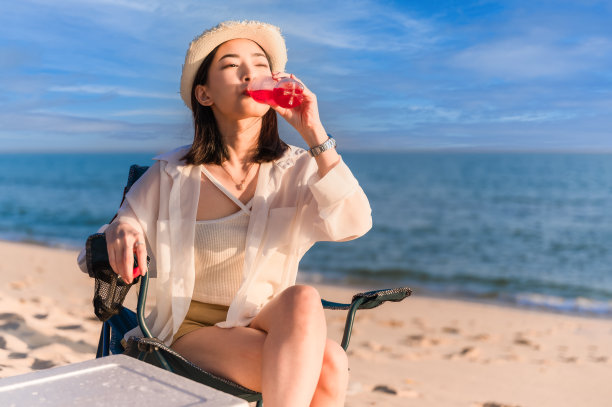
[171,301,230,345]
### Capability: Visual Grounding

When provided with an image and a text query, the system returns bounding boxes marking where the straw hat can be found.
[180,20,287,110]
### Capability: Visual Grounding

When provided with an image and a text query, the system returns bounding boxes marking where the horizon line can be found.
[2,148,612,155]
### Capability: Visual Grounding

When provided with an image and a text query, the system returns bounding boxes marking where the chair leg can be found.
[340,297,366,350]
[96,321,110,358]
[153,350,173,373]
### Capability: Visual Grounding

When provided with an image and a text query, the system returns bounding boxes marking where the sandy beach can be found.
[0,239,610,406]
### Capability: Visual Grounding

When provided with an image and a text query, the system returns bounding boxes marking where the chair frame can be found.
[91,164,412,406]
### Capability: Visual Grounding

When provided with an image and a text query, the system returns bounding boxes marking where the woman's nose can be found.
[242,64,257,82]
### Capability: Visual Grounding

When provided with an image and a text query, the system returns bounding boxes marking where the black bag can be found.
[85,164,152,322]
[86,233,148,321]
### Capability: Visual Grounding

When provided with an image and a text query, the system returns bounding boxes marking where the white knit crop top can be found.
[191,167,252,306]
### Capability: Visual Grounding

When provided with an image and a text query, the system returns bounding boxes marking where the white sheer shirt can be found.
[78,144,372,345]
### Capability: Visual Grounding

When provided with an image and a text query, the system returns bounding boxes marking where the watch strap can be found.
[308,135,336,157]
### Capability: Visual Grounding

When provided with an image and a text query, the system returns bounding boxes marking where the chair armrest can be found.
[350,287,412,309]
[321,287,412,310]
[321,299,351,310]
[321,287,412,350]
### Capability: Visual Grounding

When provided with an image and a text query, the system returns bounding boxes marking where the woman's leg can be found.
[310,339,349,407]
[172,285,345,406]
[171,324,266,391]
[248,285,327,406]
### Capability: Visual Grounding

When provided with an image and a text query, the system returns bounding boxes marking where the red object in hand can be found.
[272,80,304,108]
[133,266,141,278]
[248,89,275,105]
[247,76,304,108]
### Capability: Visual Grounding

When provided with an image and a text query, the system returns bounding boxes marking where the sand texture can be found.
[1,240,610,406]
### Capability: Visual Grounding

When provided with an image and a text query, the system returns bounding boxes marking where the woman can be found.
[85,20,371,406]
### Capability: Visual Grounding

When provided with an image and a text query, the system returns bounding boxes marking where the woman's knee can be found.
[281,285,324,317]
[318,340,349,397]
[282,284,321,304]
[277,285,326,333]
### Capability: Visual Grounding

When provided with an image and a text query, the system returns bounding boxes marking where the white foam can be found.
[515,293,612,315]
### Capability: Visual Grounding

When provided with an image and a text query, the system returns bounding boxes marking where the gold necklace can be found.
[220,161,256,190]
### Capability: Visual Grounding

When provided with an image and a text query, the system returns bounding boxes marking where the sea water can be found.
[1,151,611,315]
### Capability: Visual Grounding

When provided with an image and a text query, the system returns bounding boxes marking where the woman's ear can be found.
[195,85,213,106]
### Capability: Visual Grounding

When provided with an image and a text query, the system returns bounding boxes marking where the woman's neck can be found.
[216,116,261,166]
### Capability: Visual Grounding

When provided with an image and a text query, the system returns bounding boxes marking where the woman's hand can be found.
[105,221,147,284]
[271,73,341,177]
[270,73,328,147]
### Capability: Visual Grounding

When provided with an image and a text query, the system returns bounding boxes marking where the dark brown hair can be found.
[181,43,288,166]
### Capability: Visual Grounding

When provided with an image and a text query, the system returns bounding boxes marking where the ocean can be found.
[1,151,611,316]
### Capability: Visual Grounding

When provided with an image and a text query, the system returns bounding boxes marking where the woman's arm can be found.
[271,74,340,178]
[106,161,162,284]
[305,158,372,243]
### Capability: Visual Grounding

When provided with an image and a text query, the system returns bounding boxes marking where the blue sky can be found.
[1,0,611,152]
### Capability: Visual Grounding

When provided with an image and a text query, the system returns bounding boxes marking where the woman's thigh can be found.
[249,285,325,334]
[171,286,327,392]
[171,325,266,392]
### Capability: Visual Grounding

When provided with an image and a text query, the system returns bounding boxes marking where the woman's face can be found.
[197,38,272,120]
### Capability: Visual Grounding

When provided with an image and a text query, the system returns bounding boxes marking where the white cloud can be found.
[494,112,570,123]
[3,0,612,151]
[451,35,612,80]
[48,85,178,100]
[82,0,159,11]
[27,0,160,13]
[405,105,462,122]
[278,1,434,52]
[0,111,187,143]
[111,108,187,117]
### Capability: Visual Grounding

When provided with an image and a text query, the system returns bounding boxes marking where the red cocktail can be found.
[247,75,304,108]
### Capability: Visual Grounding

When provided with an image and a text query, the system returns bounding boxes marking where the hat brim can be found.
[180,20,287,110]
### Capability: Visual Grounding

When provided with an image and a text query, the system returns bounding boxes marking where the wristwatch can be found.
[308,135,336,157]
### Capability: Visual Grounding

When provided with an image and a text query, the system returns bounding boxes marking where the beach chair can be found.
[85,164,411,406]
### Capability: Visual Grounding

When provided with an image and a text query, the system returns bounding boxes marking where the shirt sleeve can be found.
[76,161,161,274]
[305,157,372,242]
[115,161,161,246]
